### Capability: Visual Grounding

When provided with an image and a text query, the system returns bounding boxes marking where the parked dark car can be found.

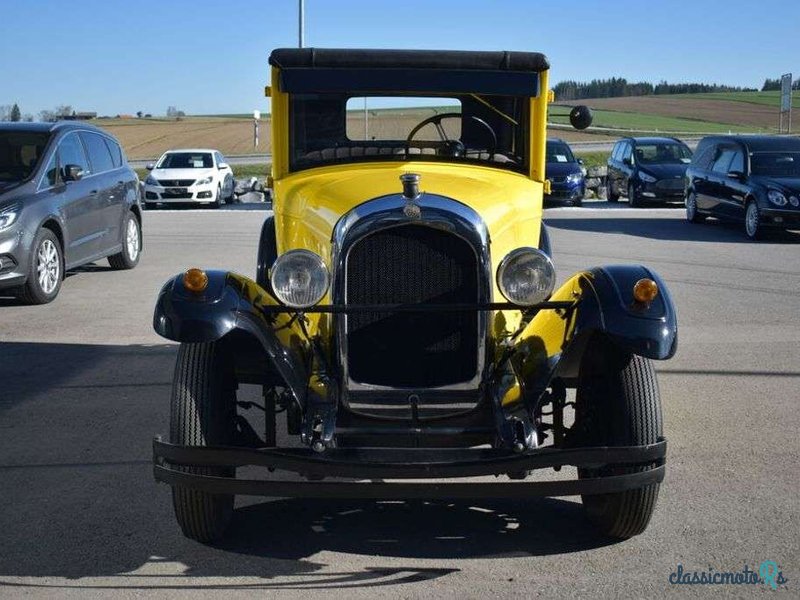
[0,122,142,304]
[685,135,800,240]
[544,138,585,206]
[607,137,692,206]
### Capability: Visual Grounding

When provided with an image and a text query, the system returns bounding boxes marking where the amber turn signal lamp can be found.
[183,268,208,293]
[633,278,658,304]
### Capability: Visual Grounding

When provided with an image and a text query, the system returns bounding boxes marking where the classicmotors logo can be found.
[669,561,788,590]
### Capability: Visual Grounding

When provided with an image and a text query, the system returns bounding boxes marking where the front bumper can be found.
[761,207,800,228]
[545,181,584,203]
[637,179,685,201]
[153,437,666,498]
[0,226,29,290]
[144,183,217,203]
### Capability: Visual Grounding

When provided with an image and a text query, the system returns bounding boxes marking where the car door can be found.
[690,140,716,211]
[80,131,124,254]
[619,141,634,192]
[609,141,626,195]
[707,146,736,218]
[52,132,102,267]
[721,146,748,220]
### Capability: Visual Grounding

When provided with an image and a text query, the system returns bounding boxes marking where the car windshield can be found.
[546,141,576,163]
[289,92,530,173]
[0,131,51,183]
[157,152,213,169]
[635,143,692,165]
[750,152,800,178]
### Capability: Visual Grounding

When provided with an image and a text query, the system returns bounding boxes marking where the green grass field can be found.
[667,90,799,109]
[549,105,764,133]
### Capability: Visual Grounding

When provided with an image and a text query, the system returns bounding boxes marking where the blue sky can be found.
[1,0,798,117]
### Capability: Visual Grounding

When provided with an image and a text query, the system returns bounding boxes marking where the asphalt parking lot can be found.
[1,205,798,598]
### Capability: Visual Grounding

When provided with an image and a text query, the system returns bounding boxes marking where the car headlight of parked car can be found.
[497,247,556,306]
[767,190,788,206]
[790,195,799,207]
[144,175,159,186]
[0,203,20,231]
[639,172,657,183]
[195,176,213,186]
[566,172,583,184]
[270,249,330,308]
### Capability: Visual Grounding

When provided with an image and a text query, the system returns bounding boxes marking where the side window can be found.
[728,149,745,174]
[103,137,123,168]
[57,132,90,174]
[42,152,59,188]
[216,152,226,166]
[611,143,621,161]
[711,148,735,174]
[80,132,115,174]
[621,142,632,163]
[693,142,715,169]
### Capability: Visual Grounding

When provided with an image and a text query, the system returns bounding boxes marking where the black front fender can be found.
[153,270,311,406]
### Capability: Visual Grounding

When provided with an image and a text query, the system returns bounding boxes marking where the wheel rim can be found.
[746,204,759,237]
[36,239,60,294]
[686,193,696,219]
[126,218,140,260]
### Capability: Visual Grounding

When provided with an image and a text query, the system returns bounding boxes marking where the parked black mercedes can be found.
[607,137,692,206]
[685,135,800,240]
[0,122,142,304]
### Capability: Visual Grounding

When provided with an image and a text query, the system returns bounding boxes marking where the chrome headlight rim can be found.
[269,249,330,309]
[496,247,557,307]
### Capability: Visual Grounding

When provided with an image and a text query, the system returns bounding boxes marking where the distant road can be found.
[129,153,272,169]
[129,138,702,167]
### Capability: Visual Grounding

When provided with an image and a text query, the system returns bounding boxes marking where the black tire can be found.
[628,182,641,208]
[225,177,236,203]
[169,342,237,542]
[108,211,141,270]
[572,195,583,207]
[256,216,277,292]
[685,191,705,223]
[213,184,223,208]
[17,228,63,305]
[606,178,619,202]
[576,336,663,539]
[744,200,763,240]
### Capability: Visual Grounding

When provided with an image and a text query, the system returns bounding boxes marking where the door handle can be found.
[89,190,98,195]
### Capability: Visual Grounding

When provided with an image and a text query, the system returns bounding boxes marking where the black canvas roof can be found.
[269,48,549,72]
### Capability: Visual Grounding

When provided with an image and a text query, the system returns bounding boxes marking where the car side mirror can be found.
[727,170,746,181]
[218,162,229,170]
[62,164,83,182]
[146,163,155,171]
[569,105,593,130]
[577,158,584,165]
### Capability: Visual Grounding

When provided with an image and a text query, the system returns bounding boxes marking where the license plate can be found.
[166,187,187,195]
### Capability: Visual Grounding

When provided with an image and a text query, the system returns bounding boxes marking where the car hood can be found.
[273,161,543,297]
[638,163,689,179]
[150,168,215,181]
[749,176,800,195]
[545,162,583,178]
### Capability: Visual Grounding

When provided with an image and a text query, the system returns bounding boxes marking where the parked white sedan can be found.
[143,149,234,208]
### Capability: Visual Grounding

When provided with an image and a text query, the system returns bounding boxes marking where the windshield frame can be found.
[634,142,693,165]
[546,141,577,164]
[749,151,800,179]
[287,91,531,175]
[156,152,214,170]
[0,130,53,185]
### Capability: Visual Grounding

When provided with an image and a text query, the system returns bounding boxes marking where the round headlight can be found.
[270,249,330,308]
[497,248,556,306]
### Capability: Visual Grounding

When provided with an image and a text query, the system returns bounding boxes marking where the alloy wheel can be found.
[126,218,140,261]
[745,203,760,238]
[36,239,60,295]
[686,193,696,221]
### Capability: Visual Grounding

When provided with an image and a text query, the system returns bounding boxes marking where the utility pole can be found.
[299,0,305,48]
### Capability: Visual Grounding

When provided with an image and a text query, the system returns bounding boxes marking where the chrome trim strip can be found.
[331,193,492,397]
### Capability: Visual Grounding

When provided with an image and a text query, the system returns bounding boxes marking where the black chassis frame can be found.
[152,261,676,500]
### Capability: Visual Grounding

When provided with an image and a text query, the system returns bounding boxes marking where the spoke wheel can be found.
[17,228,62,304]
[686,191,705,223]
[109,212,141,270]
[745,201,762,240]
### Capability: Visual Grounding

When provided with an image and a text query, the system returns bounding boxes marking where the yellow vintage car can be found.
[152,48,676,543]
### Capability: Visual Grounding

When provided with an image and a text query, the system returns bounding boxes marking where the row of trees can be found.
[553,78,758,100]
[1,103,186,121]
[761,78,800,91]
[0,103,33,122]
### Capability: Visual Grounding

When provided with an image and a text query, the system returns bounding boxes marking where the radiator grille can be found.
[345,225,479,388]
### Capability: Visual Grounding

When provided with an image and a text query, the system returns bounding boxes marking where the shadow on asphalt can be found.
[0,341,617,589]
[547,215,800,244]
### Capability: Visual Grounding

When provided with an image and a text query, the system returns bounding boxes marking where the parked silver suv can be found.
[0,122,142,304]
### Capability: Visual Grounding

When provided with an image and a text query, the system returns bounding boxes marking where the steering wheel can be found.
[406,112,497,158]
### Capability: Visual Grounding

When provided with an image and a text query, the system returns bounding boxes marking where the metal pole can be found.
[364,97,368,140]
[299,0,304,48]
